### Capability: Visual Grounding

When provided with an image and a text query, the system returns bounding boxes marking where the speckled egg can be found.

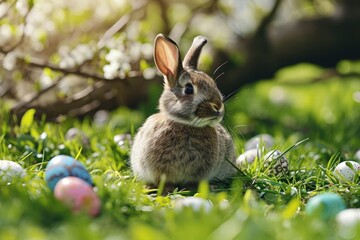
[264,150,289,175]
[305,193,346,220]
[245,134,274,151]
[174,197,212,212]
[0,160,26,181]
[236,149,260,168]
[54,177,101,216]
[334,161,360,182]
[354,150,360,162]
[336,209,360,238]
[45,155,93,191]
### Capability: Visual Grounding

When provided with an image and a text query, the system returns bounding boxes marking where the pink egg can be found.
[54,177,101,217]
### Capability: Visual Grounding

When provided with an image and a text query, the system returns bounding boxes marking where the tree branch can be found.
[25,58,141,83]
[215,6,360,95]
[169,0,220,43]
[253,0,283,39]
[11,74,67,113]
[0,3,33,54]
[97,0,147,49]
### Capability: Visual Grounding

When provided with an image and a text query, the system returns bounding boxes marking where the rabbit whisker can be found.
[224,87,241,102]
[214,72,225,82]
[213,61,228,75]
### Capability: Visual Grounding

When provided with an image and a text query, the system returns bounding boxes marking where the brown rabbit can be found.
[130,34,236,189]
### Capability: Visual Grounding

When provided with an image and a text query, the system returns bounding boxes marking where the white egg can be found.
[264,150,289,175]
[354,150,360,162]
[174,197,212,212]
[336,209,360,239]
[0,160,26,181]
[245,134,274,151]
[334,161,360,182]
[113,133,132,148]
[65,128,90,146]
[236,149,260,168]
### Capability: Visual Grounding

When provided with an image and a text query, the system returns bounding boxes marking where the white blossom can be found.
[121,62,131,73]
[105,49,128,64]
[39,74,53,89]
[0,2,9,18]
[103,63,119,79]
[128,42,142,61]
[3,52,18,71]
[75,44,94,60]
[141,43,153,59]
[143,68,156,80]
[15,0,29,16]
[72,52,86,65]
[118,69,126,79]
[0,24,13,46]
[59,56,76,69]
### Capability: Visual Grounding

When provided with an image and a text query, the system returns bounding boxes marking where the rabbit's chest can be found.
[132,115,224,183]
[148,121,220,172]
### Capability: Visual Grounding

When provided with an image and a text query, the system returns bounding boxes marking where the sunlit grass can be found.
[1,63,360,239]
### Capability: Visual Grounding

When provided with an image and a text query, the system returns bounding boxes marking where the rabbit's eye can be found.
[184,83,194,95]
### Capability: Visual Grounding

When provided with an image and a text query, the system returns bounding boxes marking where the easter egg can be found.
[354,150,360,162]
[236,149,260,168]
[245,134,274,151]
[114,133,132,149]
[45,155,93,191]
[336,209,360,239]
[54,177,101,216]
[0,160,25,181]
[93,110,110,126]
[334,161,360,182]
[305,193,346,220]
[174,197,212,212]
[65,128,90,146]
[264,150,289,175]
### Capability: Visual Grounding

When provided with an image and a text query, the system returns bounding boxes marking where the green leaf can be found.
[281,197,300,219]
[20,108,36,133]
[195,181,209,199]
[140,59,149,71]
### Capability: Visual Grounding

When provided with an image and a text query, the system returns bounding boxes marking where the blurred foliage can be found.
[0,0,338,110]
[2,0,360,239]
[1,59,360,239]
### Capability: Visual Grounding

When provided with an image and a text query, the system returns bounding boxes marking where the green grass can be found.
[1,62,360,239]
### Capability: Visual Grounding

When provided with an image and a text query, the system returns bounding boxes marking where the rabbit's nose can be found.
[211,102,224,114]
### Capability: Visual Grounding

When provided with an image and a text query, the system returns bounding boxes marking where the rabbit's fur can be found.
[130,34,236,188]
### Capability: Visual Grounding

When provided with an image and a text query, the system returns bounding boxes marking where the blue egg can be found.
[305,192,346,220]
[45,155,93,191]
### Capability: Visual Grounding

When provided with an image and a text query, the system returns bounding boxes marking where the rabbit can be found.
[130,34,237,189]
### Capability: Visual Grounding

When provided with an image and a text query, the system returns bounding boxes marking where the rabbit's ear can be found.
[154,34,182,88]
[182,36,207,70]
